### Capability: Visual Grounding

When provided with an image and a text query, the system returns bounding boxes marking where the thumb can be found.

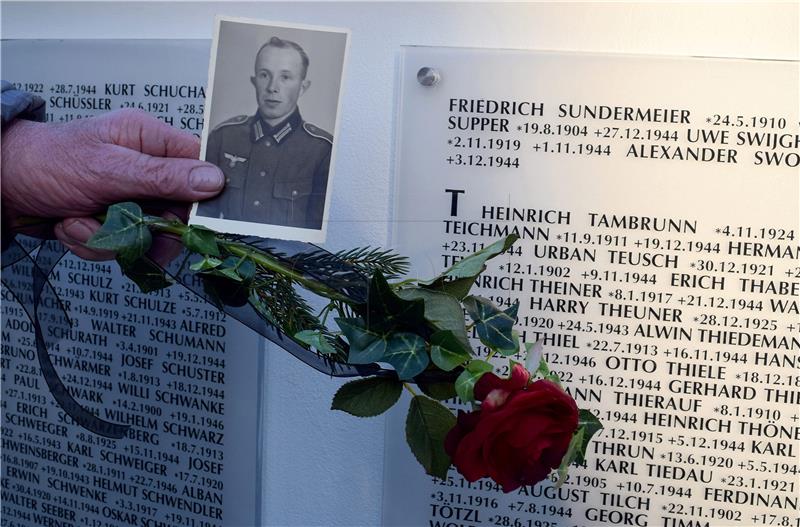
[103,146,225,203]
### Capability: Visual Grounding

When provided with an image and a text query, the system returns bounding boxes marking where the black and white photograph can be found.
[191,17,349,242]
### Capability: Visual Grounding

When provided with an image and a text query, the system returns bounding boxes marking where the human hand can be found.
[1,109,223,261]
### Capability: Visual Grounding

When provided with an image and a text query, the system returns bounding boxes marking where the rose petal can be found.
[473,372,505,402]
[484,432,527,491]
[452,429,491,482]
[508,363,530,389]
[482,388,510,411]
[444,410,481,457]
[474,364,530,402]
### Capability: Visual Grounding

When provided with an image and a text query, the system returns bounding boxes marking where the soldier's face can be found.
[251,46,310,124]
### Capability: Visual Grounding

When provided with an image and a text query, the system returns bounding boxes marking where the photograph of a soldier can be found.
[191,17,349,243]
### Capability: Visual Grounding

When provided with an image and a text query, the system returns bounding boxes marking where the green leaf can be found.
[206,255,256,282]
[396,288,469,349]
[87,202,152,268]
[336,318,382,364]
[455,359,494,402]
[381,333,429,380]
[406,396,456,480]
[331,377,403,417]
[294,329,337,355]
[442,235,519,279]
[555,426,584,488]
[429,331,471,372]
[216,267,243,282]
[420,276,476,300]
[206,256,245,282]
[366,271,425,332]
[555,410,603,487]
[121,257,173,293]
[181,225,220,256]
[189,256,222,272]
[417,380,457,401]
[463,296,518,352]
[498,330,521,358]
[237,258,256,282]
[574,409,604,465]
[421,234,519,299]
[504,300,519,321]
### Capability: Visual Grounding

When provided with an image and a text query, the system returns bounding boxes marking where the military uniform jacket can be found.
[197,109,332,229]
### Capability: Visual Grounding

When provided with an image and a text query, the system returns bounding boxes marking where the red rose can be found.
[444,364,578,492]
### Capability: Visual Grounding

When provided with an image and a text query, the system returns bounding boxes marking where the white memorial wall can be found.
[384,47,799,527]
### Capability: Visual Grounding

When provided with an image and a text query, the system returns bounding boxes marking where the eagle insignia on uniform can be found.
[223,152,247,168]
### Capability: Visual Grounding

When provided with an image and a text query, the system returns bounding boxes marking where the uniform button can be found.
[265,140,272,147]
[260,171,266,177]
[226,177,231,183]
[291,190,298,197]
[253,200,261,206]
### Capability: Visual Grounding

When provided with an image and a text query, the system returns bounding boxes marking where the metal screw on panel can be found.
[417,67,440,87]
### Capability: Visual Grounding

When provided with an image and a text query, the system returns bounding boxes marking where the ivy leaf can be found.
[87,202,152,268]
[331,377,402,417]
[454,359,494,402]
[366,271,425,332]
[429,330,471,372]
[417,380,457,401]
[421,275,477,301]
[421,234,519,299]
[189,256,222,272]
[573,410,603,465]
[295,329,337,355]
[443,235,519,279]
[406,396,456,480]
[463,296,518,353]
[504,300,519,321]
[237,258,256,282]
[216,267,243,282]
[336,318,382,363]
[396,288,469,349]
[121,257,173,293]
[207,256,249,282]
[500,330,521,358]
[181,225,220,256]
[381,333,429,380]
[555,410,604,487]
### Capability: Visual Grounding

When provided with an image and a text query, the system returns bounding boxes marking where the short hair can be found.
[255,36,310,79]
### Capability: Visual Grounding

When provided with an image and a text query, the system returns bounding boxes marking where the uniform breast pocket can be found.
[273,177,313,201]
[273,177,315,226]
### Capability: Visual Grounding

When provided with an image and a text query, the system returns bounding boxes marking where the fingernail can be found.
[190,166,224,192]
[63,219,95,244]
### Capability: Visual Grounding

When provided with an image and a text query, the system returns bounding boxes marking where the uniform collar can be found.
[251,108,302,144]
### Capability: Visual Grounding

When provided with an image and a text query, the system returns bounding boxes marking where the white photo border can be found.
[189,15,351,244]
